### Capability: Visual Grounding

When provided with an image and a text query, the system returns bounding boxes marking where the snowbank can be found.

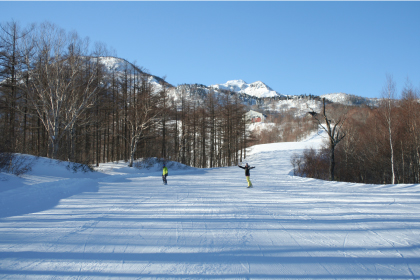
[0,156,197,219]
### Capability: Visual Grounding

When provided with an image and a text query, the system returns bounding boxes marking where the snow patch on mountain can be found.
[100,56,140,73]
[211,80,281,98]
[321,92,380,107]
[99,56,165,92]
[271,97,322,117]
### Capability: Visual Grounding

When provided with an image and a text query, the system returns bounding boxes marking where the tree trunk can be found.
[129,135,138,167]
[329,141,335,181]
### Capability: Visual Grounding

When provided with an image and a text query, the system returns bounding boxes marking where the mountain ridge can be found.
[210,80,281,98]
[96,57,381,109]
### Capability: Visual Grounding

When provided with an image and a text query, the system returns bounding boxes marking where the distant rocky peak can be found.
[249,81,272,90]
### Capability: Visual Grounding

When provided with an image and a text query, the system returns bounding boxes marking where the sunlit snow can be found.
[1,131,419,279]
[211,80,281,98]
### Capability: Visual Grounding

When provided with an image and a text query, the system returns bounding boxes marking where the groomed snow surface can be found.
[1,131,420,279]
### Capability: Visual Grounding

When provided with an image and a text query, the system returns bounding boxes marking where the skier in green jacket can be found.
[162,164,168,185]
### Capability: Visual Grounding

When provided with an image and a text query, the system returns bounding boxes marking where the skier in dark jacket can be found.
[238,163,255,188]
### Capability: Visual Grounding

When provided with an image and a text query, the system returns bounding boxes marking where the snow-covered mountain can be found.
[321,92,380,107]
[21,56,373,120]
[0,55,382,114]
[210,80,282,98]
[98,58,379,113]
[99,56,171,90]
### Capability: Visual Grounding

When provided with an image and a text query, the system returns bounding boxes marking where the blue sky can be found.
[2,1,420,98]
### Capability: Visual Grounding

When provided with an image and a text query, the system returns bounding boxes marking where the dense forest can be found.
[292,81,420,184]
[0,21,249,170]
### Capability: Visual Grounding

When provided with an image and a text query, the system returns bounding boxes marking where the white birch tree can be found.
[381,75,397,184]
[126,73,163,167]
[22,22,102,159]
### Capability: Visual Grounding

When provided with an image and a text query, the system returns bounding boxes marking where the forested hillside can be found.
[0,21,323,169]
[293,81,420,184]
[0,22,255,169]
[3,20,418,186]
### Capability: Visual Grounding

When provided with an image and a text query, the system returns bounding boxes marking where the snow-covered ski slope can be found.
[1,131,420,279]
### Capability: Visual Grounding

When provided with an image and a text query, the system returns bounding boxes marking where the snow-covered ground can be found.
[1,131,420,279]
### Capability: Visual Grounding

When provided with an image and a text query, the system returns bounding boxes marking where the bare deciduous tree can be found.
[309,98,346,181]
[22,22,101,159]
[0,21,34,151]
[381,75,397,184]
[126,74,163,167]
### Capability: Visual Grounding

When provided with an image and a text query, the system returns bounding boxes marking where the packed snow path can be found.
[1,132,420,279]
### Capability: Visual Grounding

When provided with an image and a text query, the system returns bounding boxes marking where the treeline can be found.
[252,111,317,145]
[0,21,248,169]
[293,82,420,184]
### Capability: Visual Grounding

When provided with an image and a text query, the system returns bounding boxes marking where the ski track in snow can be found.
[1,131,420,279]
